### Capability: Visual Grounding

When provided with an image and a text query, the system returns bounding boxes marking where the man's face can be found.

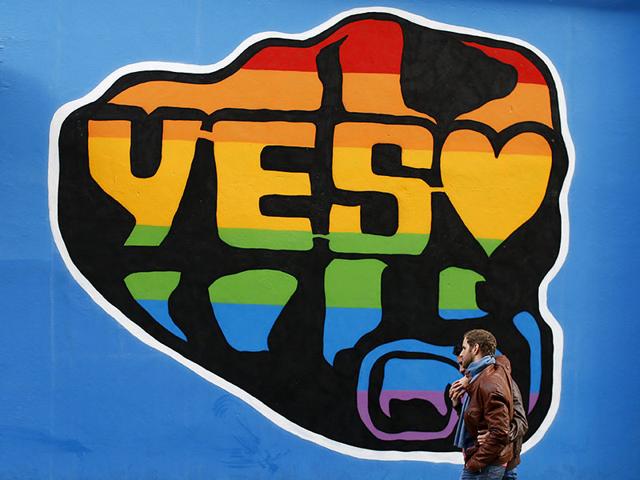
[459,338,478,370]
[457,352,465,374]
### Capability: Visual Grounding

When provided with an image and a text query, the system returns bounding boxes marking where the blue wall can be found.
[2,1,639,478]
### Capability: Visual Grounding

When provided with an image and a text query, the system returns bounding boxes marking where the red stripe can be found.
[242,19,403,74]
[242,19,547,86]
[463,41,547,85]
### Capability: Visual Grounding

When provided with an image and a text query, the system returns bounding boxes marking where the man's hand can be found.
[464,463,481,473]
[449,376,470,406]
[477,429,489,445]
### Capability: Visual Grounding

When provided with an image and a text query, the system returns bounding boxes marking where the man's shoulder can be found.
[476,365,511,396]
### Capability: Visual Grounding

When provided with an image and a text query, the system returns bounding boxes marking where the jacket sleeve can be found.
[465,387,511,472]
[509,382,528,442]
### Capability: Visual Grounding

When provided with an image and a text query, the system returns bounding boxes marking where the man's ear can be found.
[472,344,479,356]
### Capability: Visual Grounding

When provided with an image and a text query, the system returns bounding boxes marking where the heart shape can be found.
[441,130,552,254]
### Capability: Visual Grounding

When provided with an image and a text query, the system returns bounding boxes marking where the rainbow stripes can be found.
[88,120,552,253]
[209,270,297,352]
[323,259,385,365]
[87,18,553,254]
[124,270,297,351]
[124,271,185,339]
[460,41,552,130]
[214,121,315,250]
[356,340,460,441]
[88,120,200,245]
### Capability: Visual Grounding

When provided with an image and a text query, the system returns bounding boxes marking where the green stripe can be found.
[125,225,170,246]
[208,270,297,305]
[325,259,386,308]
[125,225,504,255]
[123,263,488,310]
[327,232,428,254]
[479,239,502,255]
[124,271,181,300]
[220,229,502,255]
[220,228,314,250]
[439,267,485,310]
[220,228,429,254]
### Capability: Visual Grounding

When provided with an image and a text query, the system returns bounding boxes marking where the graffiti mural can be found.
[50,8,569,461]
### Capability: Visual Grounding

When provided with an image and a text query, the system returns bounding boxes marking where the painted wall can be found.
[1,1,638,478]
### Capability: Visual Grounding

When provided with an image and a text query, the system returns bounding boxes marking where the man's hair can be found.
[463,329,497,356]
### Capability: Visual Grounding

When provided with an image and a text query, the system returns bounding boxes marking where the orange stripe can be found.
[332,122,433,151]
[88,119,205,142]
[89,118,550,156]
[109,70,322,114]
[107,72,549,131]
[88,119,315,145]
[342,73,435,121]
[97,76,551,155]
[211,121,315,146]
[458,83,552,130]
[342,74,552,131]
[444,126,551,155]
[88,120,131,138]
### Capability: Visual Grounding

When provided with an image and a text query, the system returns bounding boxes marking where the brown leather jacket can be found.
[463,357,515,472]
[501,356,528,470]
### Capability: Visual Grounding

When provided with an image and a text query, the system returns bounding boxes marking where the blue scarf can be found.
[453,355,496,449]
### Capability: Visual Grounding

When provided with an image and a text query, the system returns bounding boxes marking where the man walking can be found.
[477,355,528,479]
[450,329,514,479]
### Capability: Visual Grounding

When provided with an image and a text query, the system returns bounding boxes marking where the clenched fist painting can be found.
[50,8,570,462]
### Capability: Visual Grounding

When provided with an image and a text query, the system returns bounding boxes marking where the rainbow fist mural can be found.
[50,9,569,461]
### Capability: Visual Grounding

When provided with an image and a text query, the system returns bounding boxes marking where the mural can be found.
[50,9,569,461]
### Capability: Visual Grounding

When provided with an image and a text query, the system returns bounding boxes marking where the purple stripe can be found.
[529,392,539,413]
[357,391,458,441]
[379,390,449,417]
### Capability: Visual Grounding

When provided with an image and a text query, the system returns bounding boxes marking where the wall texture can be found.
[1,1,638,479]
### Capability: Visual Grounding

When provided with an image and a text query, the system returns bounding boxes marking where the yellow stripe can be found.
[88,134,197,226]
[215,142,312,231]
[88,121,551,240]
[331,122,434,234]
[215,121,314,231]
[332,145,434,235]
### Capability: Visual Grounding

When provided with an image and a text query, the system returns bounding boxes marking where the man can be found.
[451,346,528,480]
[449,329,514,479]
[478,356,528,479]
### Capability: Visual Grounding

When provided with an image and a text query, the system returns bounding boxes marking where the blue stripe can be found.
[381,357,460,391]
[513,311,542,394]
[323,307,382,365]
[439,309,488,320]
[136,301,285,352]
[211,303,284,352]
[358,340,458,390]
[138,300,187,341]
